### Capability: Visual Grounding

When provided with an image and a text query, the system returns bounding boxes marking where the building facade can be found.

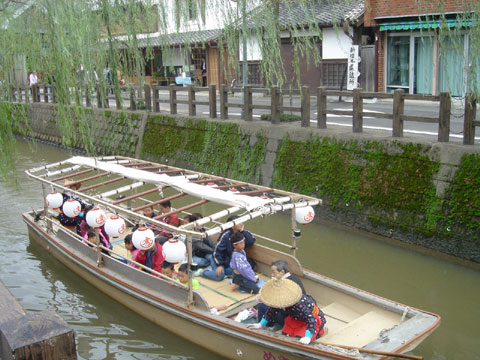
[365,0,479,96]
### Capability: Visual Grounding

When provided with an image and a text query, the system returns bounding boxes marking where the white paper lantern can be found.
[163,238,186,263]
[86,208,106,228]
[46,192,63,209]
[295,206,315,225]
[62,199,81,218]
[132,228,155,250]
[104,216,126,238]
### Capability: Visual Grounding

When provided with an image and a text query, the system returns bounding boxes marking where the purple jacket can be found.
[230,250,256,282]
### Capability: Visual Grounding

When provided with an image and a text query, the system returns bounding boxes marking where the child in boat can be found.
[155,200,180,241]
[161,261,174,278]
[248,279,326,345]
[183,213,215,269]
[230,232,260,294]
[124,234,140,268]
[176,263,199,290]
[84,229,112,254]
[132,232,165,276]
[59,179,86,229]
[202,215,256,282]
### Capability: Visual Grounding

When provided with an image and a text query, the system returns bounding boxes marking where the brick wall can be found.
[365,0,474,26]
[377,31,385,92]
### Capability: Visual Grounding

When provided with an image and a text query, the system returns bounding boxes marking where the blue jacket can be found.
[212,229,255,268]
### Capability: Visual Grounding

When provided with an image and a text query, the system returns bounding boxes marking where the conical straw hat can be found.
[259,278,302,308]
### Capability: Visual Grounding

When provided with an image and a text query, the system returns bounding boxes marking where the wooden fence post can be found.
[188,84,196,116]
[352,88,363,132]
[44,84,49,103]
[130,87,136,111]
[463,93,476,145]
[96,84,102,108]
[153,85,159,112]
[438,91,450,142]
[115,87,122,110]
[144,84,152,111]
[85,85,90,107]
[52,85,56,104]
[209,84,216,118]
[169,84,177,114]
[271,85,280,124]
[10,85,16,102]
[301,86,310,127]
[244,85,252,121]
[31,84,37,102]
[392,89,404,137]
[317,86,327,128]
[220,84,228,119]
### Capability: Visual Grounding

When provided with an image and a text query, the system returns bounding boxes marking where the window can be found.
[175,0,206,26]
[387,36,410,90]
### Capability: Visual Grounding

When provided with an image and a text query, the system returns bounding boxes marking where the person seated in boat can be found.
[176,263,199,290]
[248,279,326,345]
[153,200,180,243]
[84,229,112,254]
[230,232,260,294]
[161,261,174,278]
[202,215,256,282]
[59,179,86,229]
[132,230,166,276]
[78,207,110,245]
[124,234,140,268]
[257,260,307,326]
[183,213,215,269]
[132,206,157,232]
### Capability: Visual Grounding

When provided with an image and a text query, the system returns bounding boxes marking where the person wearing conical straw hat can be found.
[248,278,326,345]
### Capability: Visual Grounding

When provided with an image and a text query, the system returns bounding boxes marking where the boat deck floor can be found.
[112,241,267,315]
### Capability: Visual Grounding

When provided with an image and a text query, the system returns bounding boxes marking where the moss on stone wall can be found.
[141,115,266,183]
[273,136,443,236]
[445,153,480,234]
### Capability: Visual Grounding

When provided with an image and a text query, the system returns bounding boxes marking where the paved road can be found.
[102,90,480,144]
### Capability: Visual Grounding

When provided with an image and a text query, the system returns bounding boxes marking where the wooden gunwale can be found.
[23,213,360,360]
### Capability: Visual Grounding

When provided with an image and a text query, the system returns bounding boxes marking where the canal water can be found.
[0,139,479,360]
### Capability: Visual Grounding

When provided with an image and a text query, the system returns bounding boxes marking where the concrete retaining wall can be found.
[8,102,480,264]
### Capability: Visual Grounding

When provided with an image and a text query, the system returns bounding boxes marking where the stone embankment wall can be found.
[5,102,480,263]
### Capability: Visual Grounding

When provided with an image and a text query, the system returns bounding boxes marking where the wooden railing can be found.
[4,82,480,145]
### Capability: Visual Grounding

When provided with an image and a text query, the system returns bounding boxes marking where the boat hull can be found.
[25,213,358,360]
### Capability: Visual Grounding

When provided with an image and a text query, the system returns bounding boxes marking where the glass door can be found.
[387,36,410,93]
[414,36,434,94]
[438,34,466,97]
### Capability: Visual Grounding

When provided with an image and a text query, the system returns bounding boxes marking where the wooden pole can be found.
[244,85,252,121]
[301,86,310,127]
[316,342,423,360]
[291,208,297,257]
[186,234,195,309]
[96,84,102,109]
[209,84,217,118]
[153,85,159,113]
[271,85,280,124]
[188,84,196,116]
[438,91,450,142]
[44,84,49,103]
[144,84,152,111]
[220,84,228,119]
[317,86,327,129]
[169,83,177,114]
[392,89,405,137]
[85,85,91,107]
[130,87,136,111]
[463,93,476,145]
[352,88,363,132]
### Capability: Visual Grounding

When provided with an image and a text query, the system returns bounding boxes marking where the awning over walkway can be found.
[379,18,475,31]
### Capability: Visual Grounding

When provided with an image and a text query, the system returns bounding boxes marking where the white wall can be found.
[322,27,352,59]
[239,36,262,61]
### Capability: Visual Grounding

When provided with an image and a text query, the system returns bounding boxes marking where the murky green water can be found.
[0,139,479,359]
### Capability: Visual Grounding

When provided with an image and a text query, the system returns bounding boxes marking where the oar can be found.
[317,342,423,360]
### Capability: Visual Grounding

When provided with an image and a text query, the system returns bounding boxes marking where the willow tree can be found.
[2,0,476,180]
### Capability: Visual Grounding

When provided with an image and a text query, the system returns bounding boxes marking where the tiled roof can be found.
[137,29,222,47]
[249,0,364,28]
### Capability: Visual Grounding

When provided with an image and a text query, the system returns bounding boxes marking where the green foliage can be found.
[260,113,302,122]
[273,137,442,234]
[446,153,480,231]
[141,116,266,182]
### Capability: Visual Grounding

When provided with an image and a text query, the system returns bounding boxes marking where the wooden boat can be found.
[23,155,440,360]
